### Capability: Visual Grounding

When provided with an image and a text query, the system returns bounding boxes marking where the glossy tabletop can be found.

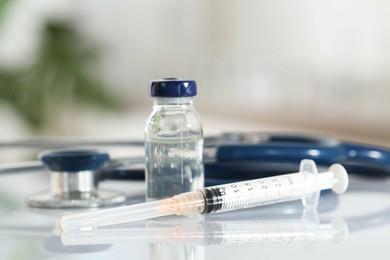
[0,168,389,260]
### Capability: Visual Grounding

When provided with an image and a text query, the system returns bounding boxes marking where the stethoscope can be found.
[1,132,389,209]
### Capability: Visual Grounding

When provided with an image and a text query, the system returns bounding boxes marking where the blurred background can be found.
[0,0,389,162]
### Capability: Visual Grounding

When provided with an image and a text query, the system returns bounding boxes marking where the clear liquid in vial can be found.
[145,137,204,201]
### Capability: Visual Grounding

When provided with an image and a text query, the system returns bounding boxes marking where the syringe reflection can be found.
[61,210,348,247]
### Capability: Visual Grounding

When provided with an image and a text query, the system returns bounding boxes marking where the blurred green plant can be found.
[0,0,9,14]
[0,21,122,131]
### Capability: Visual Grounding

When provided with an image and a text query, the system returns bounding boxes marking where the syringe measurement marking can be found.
[213,174,303,211]
[218,187,226,196]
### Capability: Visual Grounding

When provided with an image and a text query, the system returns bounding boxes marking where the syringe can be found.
[60,160,348,231]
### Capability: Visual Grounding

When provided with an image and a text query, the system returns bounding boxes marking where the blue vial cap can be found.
[149,78,197,97]
[39,150,110,172]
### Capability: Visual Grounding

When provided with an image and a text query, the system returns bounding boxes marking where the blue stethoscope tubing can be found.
[1,133,390,185]
[104,133,390,185]
[214,140,390,176]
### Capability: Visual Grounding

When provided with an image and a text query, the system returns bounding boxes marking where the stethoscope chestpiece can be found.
[26,149,127,209]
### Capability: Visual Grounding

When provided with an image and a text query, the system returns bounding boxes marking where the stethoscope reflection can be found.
[60,209,348,248]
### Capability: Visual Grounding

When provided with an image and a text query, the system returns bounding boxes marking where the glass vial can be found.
[144,78,204,201]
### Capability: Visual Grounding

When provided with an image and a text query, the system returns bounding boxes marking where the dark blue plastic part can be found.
[39,150,110,172]
[215,140,390,177]
[149,78,197,97]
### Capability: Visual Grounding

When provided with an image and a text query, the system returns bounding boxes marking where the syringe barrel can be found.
[200,173,307,214]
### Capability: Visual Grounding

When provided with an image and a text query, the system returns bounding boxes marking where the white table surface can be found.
[0,164,389,260]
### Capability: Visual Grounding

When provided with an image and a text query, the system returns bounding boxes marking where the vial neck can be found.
[153,97,193,107]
